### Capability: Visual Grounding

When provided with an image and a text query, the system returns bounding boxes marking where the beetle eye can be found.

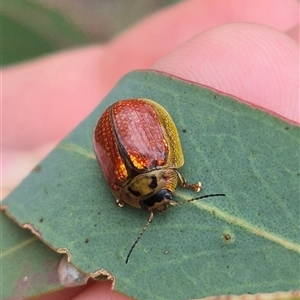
[164,191,172,200]
[139,189,172,211]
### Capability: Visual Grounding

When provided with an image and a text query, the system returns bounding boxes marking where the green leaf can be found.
[0,213,64,299]
[1,0,183,67]
[1,0,93,66]
[2,70,299,300]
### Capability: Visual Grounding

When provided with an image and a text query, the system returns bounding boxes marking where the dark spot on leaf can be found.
[285,127,289,130]
[39,218,44,223]
[223,233,231,241]
[182,129,187,133]
[85,238,89,243]
[33,165,42,172]
[57,183,61,187]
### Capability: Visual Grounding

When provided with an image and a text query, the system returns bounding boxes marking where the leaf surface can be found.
[2,70,299,300]
[1,213,64,299]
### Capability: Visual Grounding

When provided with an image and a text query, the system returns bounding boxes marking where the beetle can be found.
[93,98,225,262]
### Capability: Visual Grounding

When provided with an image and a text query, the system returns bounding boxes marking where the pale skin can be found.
[2,0,299,299]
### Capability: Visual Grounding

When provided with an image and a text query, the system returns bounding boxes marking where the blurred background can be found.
[2,0,182,198]
[2,0,181,66]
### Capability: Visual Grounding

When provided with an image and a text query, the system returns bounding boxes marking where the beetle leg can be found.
[115,198,125,207]
[176,172,202,193]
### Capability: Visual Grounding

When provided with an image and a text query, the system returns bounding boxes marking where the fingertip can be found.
[73,280,132,300]
[152,23,299,123]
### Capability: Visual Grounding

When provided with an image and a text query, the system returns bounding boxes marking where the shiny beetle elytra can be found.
[93,98,225,262]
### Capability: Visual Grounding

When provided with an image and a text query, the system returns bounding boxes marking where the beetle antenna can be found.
[174,193,226,205]
[126,212,154,264]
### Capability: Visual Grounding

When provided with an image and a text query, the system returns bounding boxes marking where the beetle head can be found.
[139,188,175,213]
[121,169,178,211]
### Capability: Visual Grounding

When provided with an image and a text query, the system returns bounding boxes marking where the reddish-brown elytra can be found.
[93,98,225,263]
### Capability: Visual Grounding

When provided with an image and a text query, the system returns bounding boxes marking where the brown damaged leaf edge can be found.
[2,209,115,286]
[2,209,41,237]
[1,210,42,239]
